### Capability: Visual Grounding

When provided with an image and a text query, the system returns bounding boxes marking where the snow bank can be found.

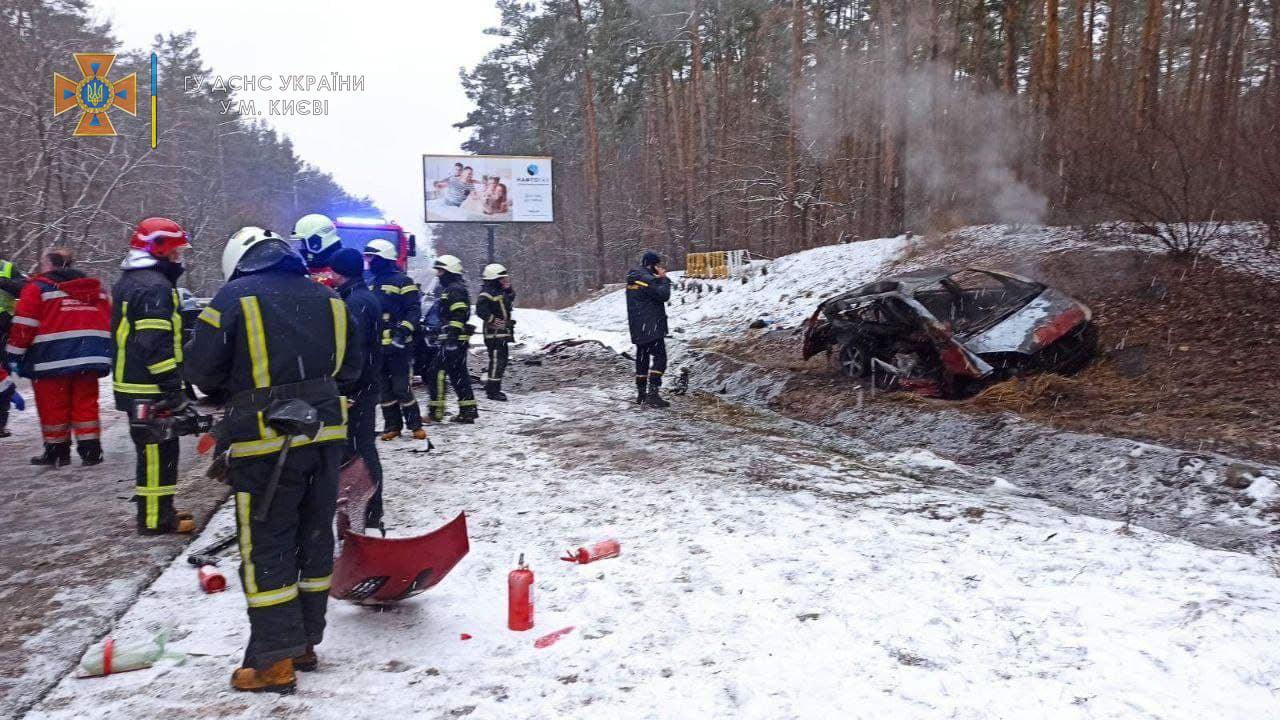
[508,308,630,353]
[564,235,912,339]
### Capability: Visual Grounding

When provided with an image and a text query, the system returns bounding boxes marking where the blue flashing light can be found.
[335,216,394,227]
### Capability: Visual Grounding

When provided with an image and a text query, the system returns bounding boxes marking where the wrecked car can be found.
[801,267,1097,397]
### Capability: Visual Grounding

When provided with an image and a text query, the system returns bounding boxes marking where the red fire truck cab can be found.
[333,217,417,269]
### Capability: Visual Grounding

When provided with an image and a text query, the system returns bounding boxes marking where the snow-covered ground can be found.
[27,347,1280,719]
[21,224,1280,718]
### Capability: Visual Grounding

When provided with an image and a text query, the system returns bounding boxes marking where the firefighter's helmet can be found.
[222,226,288,279]
[363,239,398,262]
[131,218,190,258]
[481,263,509,281]
[291,214,341,261]
[433,255,463,275]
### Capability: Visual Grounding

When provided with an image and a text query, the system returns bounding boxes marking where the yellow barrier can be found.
[685,250,746,279]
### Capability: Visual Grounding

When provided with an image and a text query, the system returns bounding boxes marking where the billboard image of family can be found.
[423,154,554,223]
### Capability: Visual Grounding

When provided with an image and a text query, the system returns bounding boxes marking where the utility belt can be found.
[437,323,475,344]
[218,377,347,462]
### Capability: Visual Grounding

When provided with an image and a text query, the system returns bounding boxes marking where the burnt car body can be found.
[802,267,1096,396]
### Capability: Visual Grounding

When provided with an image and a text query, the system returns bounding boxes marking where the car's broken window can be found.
[914,270,1041,335]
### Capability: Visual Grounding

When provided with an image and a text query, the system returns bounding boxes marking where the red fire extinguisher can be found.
[198,564,226,593]
[508,554,534,631]
[561,539,621,565]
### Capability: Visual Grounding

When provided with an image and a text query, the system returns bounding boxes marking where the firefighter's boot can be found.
[293,646,318,672]
[231,658,296,694]
[484,381,507,402]
[644,388,671,409]
[380,429,401,441]
[78,439,103,466]
[412,428,428,441]
[30,443,71,467]
[450,406,479,424]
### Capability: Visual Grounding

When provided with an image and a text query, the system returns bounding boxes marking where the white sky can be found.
[92,1,504,246]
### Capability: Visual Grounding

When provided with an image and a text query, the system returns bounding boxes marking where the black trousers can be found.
[484,338,510,385]
[379,349,422,432]
[231,442,341,670]
[0,384,11,430]
[129,425,180,531]
[634,338,668,392]
[345,387,384,527]
[427,344,477,420]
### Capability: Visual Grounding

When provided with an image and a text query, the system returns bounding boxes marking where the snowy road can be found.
[24,348,1280,719]
[0,377,220,720]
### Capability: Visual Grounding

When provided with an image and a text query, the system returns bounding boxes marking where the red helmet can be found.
[131,217,190,257]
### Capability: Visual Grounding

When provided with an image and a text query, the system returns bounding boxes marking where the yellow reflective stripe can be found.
[398,320,414,330]
[134,319,172,331]
[403,284,419,293]
[247,584,299,608]
[236,492,257,594]
[448,320,464,329]
[147,357,178,374]
[240,296,271,389]
[134,485,176,497]
[379,284,400,294]
[634,280,649,287]
[227,424,349,459]
[298,575,332,592]
[449,302,468,312]
[172,291,183,364]
[114,381,161,394]
[113,301,130,383]
[330,298,347,376]
[198,306,221,328]
[144,444,160,528]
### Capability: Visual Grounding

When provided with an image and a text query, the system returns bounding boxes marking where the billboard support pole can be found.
[485,224,497,264]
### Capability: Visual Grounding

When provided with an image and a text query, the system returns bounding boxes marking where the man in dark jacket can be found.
[365,239,425,441]
[475,263,515,401]
[186,226,360,694]
[425,255,478,423]
[625,250,672,408]
[112,217,196,534]
[329,248,385,529]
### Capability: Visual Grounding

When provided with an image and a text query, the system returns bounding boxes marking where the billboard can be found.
[423,154,553,223]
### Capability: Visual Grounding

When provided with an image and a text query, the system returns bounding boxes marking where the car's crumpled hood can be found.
[962,288,1088,356]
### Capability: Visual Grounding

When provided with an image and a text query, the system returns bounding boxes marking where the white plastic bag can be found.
[76,629,185,678]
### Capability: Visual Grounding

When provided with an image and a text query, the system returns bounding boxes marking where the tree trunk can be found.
[569,0,607,289]
[1136,0,1163,127]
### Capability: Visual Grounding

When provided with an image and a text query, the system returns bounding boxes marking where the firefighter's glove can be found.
[153,390,191,414]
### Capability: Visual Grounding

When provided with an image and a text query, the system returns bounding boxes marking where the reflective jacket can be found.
[336,275,381,396]
[624,267,671,346]
[476,281,515,341]
[184,263,361,463]
[436,274,471,343]
[111,264,184,408]
[5,269,112,379]
[0,259,24,317]
[369,268,420,350]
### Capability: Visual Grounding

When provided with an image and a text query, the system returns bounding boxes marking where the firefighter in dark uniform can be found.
[426,255,478,423]
[476,263,515,401]
[626,250,672,408]
[112,218,197,534]
[328,248,385,529]
[185,226,361,694]
[0,259,28,438]
[364,239,425,441]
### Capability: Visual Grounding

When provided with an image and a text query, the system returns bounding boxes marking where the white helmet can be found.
[433,254,463,274]
[363,239,398,261]
[291,213,340,258]
[482,263,509,280]
[221,226,286,280]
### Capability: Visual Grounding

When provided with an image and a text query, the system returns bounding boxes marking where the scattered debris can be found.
[75,630,183,678]
[534,626,575,649]
[561,539,621,564]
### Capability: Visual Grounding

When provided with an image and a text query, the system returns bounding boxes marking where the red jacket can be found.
[4,270,112,378]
